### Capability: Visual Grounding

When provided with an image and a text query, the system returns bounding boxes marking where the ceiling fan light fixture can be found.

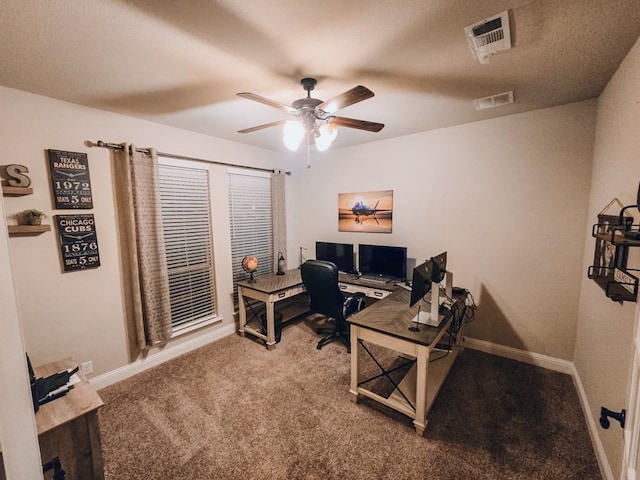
[315,123,338,151]
[283,120,304,151]
[238,78,383,152]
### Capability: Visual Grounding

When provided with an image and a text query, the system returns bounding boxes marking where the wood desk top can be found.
[348,288,457,347]
[236,268,303,294]
[236,268,400,294]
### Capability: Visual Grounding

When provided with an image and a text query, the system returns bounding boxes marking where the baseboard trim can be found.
[464,336,613,480]
[569,362,614,480]
[463,336,574,374]
[90,323,236,391]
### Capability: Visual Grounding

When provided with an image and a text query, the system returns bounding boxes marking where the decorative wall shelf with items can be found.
[2,164,50,236]
[588,196,640,303]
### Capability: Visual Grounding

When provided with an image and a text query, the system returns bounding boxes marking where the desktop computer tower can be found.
[406,257,416,283]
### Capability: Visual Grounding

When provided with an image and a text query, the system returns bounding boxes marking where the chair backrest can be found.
[300,260,346,321]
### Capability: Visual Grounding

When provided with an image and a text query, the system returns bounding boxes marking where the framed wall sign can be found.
[48,149,93,209]
[55,214,101,272]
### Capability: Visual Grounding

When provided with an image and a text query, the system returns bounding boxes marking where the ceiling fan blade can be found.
[237,92,298,114]
[317,85,374,113]
[238,119,287,134]
[330,116,385,133]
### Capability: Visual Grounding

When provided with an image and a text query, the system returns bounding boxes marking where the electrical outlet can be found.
[81,360,93,375]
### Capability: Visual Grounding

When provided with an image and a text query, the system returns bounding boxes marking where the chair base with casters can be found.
[300,259,366,352]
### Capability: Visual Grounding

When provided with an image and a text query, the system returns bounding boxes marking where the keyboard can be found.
[360,275,394,284]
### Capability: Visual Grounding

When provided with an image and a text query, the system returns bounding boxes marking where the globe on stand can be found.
[242,255,259,283]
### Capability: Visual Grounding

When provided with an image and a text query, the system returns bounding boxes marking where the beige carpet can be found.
[98,319,601,479]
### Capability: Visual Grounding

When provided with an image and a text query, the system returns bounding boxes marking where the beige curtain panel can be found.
[114,144,172,352]
[271,170,287,271]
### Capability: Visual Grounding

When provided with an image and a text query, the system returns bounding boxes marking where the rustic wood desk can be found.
[348,288,464,436]
[237,269,309,350]
[237,269,398,350]
[0,358,104,479]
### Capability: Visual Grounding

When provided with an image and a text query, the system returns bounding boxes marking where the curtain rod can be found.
[86,140,291,175]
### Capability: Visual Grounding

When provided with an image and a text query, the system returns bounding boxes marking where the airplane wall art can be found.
[338,190,393,233]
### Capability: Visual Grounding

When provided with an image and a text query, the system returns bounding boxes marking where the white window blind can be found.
[158,162,217,332]
[229,171,273,297]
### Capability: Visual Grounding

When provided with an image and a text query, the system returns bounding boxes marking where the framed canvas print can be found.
[338,190,393,233]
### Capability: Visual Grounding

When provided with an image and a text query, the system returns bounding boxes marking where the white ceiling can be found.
[1,0,639,152]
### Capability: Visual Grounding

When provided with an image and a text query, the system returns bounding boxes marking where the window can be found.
[158,159,217,334]
[228,169,273,301]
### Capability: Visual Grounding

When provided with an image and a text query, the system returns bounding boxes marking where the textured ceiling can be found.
[1,0,639,152]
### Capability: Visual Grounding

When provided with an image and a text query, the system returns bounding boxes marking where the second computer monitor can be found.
[430,251,447,283]
[358,244,407,282]
[410,259,434,307]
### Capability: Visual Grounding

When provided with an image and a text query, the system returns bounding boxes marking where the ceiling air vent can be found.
[465,10,511,64]
[473,91,514,111]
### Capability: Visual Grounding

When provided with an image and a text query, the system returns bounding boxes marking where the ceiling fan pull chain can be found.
[306,132,311,169]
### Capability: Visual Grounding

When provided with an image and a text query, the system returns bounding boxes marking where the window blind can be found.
[158,163,217,331]
[229,172,273,298]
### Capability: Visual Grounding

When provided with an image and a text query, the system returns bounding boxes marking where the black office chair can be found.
[300,259,366,352]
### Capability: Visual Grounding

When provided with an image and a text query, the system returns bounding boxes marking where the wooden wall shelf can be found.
[2,185,33,196]
[7,225,51,236]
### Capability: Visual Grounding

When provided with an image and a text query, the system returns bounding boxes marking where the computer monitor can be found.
[358,244,407,281]
[410,260,434,307]
[430,251,447,283]
[315,241,355,274]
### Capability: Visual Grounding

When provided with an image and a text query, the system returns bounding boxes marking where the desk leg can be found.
[349,325,360,403]
[87,410,105,480]
[413,345,429,436]
[237,287,247,337]
[265,301,276,350]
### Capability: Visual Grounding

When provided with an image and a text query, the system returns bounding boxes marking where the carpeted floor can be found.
[98,319,601,479]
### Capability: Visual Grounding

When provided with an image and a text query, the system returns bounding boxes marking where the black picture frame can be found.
[55,214,101,272]
[48,149,93,209]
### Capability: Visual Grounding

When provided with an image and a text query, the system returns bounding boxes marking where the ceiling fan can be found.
[236,77,384,151]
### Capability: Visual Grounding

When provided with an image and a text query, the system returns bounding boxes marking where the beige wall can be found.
[0,86,290,376]
[289,102,595,361]
[574,36,640,480]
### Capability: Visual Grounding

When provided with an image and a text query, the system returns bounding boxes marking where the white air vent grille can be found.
[465,10,511,64]
[473,91,514,111]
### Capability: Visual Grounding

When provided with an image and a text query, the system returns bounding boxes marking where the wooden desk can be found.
[348,288,464,436]
[0,358,104,480]
[237,269,398,350]
[237,269,309,350]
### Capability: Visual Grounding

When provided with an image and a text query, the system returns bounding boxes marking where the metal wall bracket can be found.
[600,407,626,429]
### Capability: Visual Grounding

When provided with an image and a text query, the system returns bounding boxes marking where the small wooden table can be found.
[0,358,104,479]
[348,288,464,435]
